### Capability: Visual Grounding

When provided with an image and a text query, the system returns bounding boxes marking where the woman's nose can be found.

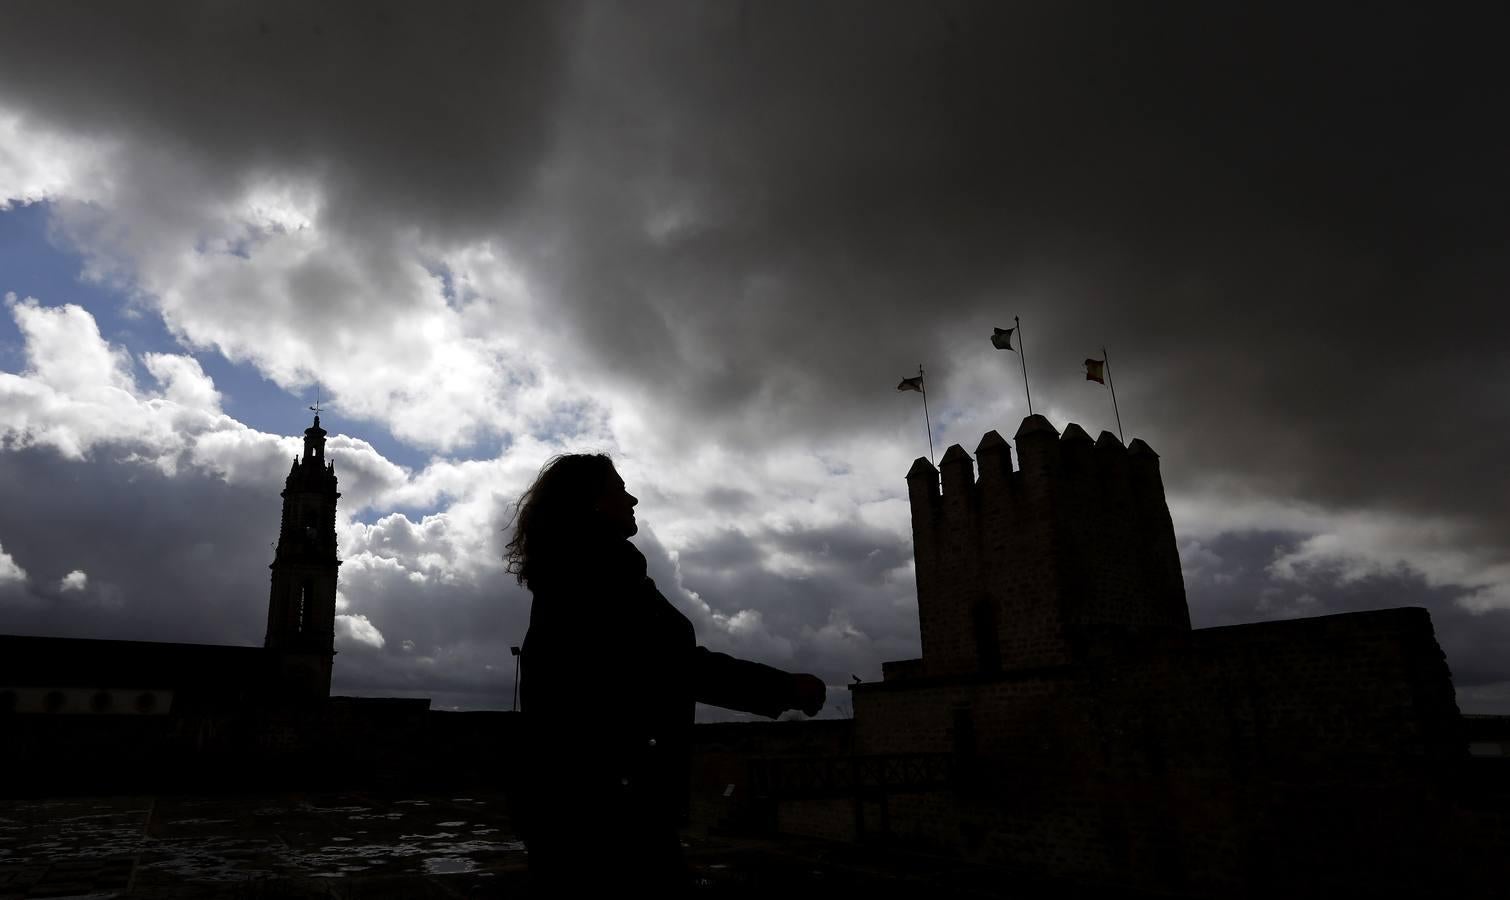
[628,494,638,507]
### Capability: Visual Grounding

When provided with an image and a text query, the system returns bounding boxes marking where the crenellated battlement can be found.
[905,415,1190,678]
[907,416,1167,513]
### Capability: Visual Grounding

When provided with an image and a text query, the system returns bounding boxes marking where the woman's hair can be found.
[504,453,617,589]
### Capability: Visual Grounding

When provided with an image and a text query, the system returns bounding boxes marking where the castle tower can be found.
[906,415,1189,678]
[264,414,341,701]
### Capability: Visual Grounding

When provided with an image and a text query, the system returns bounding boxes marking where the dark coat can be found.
[515,536,796,840]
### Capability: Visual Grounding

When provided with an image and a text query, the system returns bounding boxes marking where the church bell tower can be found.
[265,414,341,701]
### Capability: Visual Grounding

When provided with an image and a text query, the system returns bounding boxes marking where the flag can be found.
[1084,358,1105,384]
[897,375,924,392]
[990,327,1015,351]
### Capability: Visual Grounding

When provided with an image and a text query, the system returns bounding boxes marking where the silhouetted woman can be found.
[506,454,825,894]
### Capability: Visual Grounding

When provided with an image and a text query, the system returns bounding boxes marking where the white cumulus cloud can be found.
[335,613,386,650]
[0,294,230,462]
[0,542,26,585]
[0,111,117,209]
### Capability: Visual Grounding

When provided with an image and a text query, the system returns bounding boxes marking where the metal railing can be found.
[748,753,957,800]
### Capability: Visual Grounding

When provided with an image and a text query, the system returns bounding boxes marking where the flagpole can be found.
[1016,315,1033,416]
[919,364,935,466]
[1103,345,1124,443]
[511,646,521,712]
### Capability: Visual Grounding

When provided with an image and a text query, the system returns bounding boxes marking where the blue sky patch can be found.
[0,202,438,472]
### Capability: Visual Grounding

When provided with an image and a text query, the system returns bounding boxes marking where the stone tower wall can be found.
[907,415,1189,678]
[264,417,342,701]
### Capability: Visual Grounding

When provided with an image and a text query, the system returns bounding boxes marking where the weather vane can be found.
[309,383,325,417]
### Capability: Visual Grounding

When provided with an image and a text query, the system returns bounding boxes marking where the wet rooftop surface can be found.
[0,792,1029,898]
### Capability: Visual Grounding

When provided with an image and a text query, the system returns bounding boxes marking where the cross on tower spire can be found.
[309,384,325,419]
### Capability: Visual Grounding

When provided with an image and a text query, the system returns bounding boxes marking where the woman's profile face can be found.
[596,467,639,538]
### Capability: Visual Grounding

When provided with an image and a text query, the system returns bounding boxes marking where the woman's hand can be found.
[789,673,827,717]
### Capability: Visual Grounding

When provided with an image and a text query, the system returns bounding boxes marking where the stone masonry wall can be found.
[850,670,1123,881]
[849,606,1466,895]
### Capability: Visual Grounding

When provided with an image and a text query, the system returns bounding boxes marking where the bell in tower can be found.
[265,413,342,702]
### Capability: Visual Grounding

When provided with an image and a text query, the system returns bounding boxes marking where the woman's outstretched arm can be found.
[690,645,825,718]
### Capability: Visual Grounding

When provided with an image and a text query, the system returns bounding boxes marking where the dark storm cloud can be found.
[676,521,920,677]
[527,2,1508,546]
[764,524,911,583]
[701,486,757,513]
[1183,529,1510,711]
[0,0,575,243]
[328,633,514,711]
[1181,530,1308,629]
[339,561,519,671]
[1,1,1501,540]
[0,448,278,643]
[681,527,764,572]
